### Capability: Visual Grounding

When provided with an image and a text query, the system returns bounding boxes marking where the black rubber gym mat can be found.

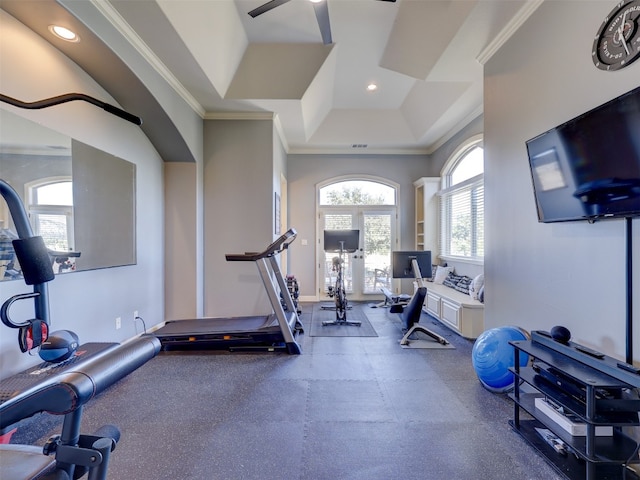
[309,304,377,337]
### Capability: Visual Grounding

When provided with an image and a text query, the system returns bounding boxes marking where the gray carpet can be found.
[8,304,566,480]
[310,303,377,337]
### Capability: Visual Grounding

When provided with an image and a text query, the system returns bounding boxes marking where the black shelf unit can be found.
[509,332,640,480]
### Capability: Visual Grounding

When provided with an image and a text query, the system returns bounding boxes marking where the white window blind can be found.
[438,173,484,261]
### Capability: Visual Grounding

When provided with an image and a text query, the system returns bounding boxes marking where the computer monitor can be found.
[323,230,360,253]
[392,251,432,280]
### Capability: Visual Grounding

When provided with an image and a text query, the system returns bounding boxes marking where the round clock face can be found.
[592,0,640,71]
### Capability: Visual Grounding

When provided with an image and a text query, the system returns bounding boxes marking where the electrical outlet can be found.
[115,317,121,329]
[134,310,139,319]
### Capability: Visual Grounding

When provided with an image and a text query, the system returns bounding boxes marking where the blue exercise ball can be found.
[472,326,530,393]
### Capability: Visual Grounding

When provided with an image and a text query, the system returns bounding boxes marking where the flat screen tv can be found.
[526,86,640,223]
[323,229,359,253]
[392,251,432,279]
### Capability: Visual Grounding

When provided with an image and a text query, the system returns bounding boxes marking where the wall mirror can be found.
[0,108,136,281]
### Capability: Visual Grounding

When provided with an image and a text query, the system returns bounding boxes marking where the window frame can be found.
[25,177,75,252]
[438,136,484,265]
[318,176,397,206]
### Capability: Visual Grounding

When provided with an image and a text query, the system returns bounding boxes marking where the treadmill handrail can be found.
[225,228,297,262]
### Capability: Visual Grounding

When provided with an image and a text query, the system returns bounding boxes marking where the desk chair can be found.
[392,287,448,346]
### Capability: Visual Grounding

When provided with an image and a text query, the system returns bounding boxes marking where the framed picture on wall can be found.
[275,193,281,235]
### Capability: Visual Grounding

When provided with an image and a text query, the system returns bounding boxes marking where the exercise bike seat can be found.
[0,444,57,479]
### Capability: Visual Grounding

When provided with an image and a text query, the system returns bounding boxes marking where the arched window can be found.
[439,136,484,262]
[319,180,396,206]
[27,177,74,252]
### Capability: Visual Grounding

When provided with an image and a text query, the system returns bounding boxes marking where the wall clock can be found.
[592,0,640,71]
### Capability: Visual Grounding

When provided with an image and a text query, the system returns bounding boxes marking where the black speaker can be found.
[550,325,571,344]
[40,330,79,363]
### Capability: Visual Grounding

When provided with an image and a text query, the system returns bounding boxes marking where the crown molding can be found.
[476,0,544,65]
[203,111,275,121]
[90,0,205,117]
[202,111,289,151]
[273,114,289,152]
[287,147,430,156]
[425,104,484,154]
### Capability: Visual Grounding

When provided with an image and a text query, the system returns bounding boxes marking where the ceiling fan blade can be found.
[248,0,292,18]
[312,1,332,45]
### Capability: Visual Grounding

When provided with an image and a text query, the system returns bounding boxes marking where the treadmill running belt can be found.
[155,316,277,336]
[154,315,295,352]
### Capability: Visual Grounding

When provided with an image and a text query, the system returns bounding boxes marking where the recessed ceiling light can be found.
[309,0,323,3]
[48,25,80,42]
[367,83,378,92]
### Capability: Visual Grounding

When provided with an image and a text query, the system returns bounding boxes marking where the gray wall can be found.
[429,115,483,177]
[0,10,164,377]
[164,162,201,320]
[484,1,640,361]
[202,119,284,318]
[287,153,430,298]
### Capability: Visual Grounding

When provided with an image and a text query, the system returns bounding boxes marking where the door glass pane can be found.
[323,214,355,294]
[363,213,391,294]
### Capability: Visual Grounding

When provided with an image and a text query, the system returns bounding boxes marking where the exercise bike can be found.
[322,231,361,327]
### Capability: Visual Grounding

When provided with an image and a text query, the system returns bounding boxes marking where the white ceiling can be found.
[1,0,541,157]
[106,0,537,154]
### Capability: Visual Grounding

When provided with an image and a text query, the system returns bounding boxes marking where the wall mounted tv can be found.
[526,86,640,223]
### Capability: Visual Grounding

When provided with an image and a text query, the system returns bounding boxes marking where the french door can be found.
[319,207,396,301]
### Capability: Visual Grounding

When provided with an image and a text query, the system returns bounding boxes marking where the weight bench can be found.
[0,335,161,480]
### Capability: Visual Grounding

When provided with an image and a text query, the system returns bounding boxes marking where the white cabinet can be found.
[441,298,461,330]
[413,177,440,253]
[425,291,441,318]
[422,283,484,339]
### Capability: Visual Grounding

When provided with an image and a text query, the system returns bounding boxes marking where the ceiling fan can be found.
[248,0,397,45]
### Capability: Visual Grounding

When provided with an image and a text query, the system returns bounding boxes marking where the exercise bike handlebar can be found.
[225,228,297,262]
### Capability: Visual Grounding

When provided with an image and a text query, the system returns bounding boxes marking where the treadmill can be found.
[154,229,304,354]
